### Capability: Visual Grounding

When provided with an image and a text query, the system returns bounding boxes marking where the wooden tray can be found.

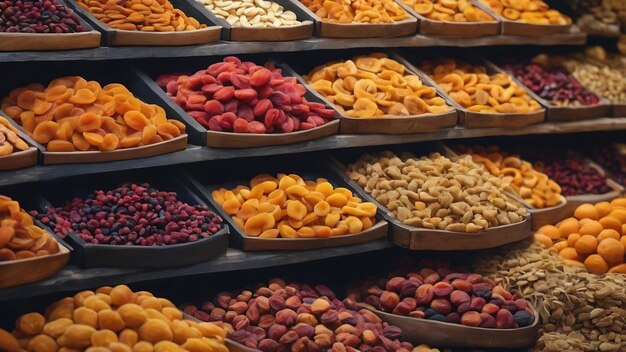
[34,173,230,268]
[396,0,500,37]
[485,59,611,122]
[0,147,38,171]
[288,0,417,38]
[407,54,546,129]
[522,195,569,231]
[613,104,626,118]
[477,1,572,36]
[186,0,314,41]
[283,57,459,135]
[135,59,341,148]
[358,303,540,348]
[0,0,101,52]
[0,64,190,165]
[0,234,71,288]
[183,160,390,251]
[327,152,533,251]
[66,0,221,46]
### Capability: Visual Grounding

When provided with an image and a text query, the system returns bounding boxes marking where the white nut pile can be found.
[346,151,527,233]
[196,0,303,27]
[563,59,626,104]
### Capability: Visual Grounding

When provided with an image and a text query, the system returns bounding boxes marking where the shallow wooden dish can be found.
[610,103,626,118]
[66,0,221,46]
[186,166,390,251]
[289,0,417,38]
[396,0,500,37]
[0,237,71,288]
[524,196,569,231]
[358,303,540,348]
[477,2,572,36]
[283,60,459,135]
[0,147,38,171]
[327,155,533,251]
[187,0,314,41]
[36,176,230,268]
[136,61,341,148]
[0,0,101,51]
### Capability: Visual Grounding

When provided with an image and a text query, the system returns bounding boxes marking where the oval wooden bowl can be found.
[476,3,573,36]
[205,120,339,148]
[544,102,611,122]
[358,303,540,348]
[0,147,38,171]
[461,109,545,128]
[317,18,418,38]
[0,239,70,288]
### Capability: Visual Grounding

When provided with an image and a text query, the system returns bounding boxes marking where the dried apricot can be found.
[32,121,59,144]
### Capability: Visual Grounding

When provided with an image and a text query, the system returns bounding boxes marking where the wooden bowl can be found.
[0,0,100,51]
[0,147,38,171]
[0,237,71,288]
[523,196,569,231]
[358,303,540,348]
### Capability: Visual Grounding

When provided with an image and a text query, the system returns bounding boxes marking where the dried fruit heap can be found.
[456,145,563,209]
[479,0,571,25]
[76,0,206,32]
[212,173,377,238]
[196,0,303,28]
[403,0,495,22]
[300,0,409,23]
[1,76,185,152]
[352,268,536,329]
[531,155,610,196]
[0,285,228,352]
[0,195,61,262]
[420,58,542,114]
[35,183,224,246]
[157,57,335,134]
[0,0,86,33]
[184,278,441,352]
[306,53,452,118]
[534,199,626,274]
[347,151,527,232]
[0,116,30,157]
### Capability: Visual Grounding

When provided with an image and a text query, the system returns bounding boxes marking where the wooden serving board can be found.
[404,54,546,129]
[135,59,341,148]
[184,164,390,251]
[395,0,500,37]
[288,0,417,38]
[186,0,314,41]
[0,147,38,171]
[0,236,71,288]
[0,0,101,52]
[35,175,230,268]
[327,153,533,251]
[477,2,573,36]
[282,58,459,135]
[358,303,540,348]
[66,0,221,46]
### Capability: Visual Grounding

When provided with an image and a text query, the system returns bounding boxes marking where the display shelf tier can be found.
[0,239,392,302]
[0,33,586,63]
[0,117,625,188]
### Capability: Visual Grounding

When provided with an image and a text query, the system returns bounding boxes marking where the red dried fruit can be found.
[224,100,239,113]
[257,85,273,99]
[202,84,222,95]
[300,122,315,130]
[208,116,223,131]
[233,118,248,133]
[204,100,224,116]
[269,91,291,107]
[264,108,281,128]
[237,105,254,122]
[254,99,272,117]
[234,89,258,102]
[247,121,266,134]
[231,74,251,89]
[221,112,237,130]
[214,87,235,102]
[250,68,272,87]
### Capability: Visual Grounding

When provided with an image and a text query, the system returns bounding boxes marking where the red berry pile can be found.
[156,56,336,134]
[505,64,600,107]
[534,156,611,196]
[0,0,86,33]
[33,183,224,246]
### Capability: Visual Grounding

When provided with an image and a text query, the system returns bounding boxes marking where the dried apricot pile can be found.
[157,57,335,134]
[534,199,626,274]
[0,116,30,157]
[300,0,409,23]
[76,0,207,32]
[479,0,572,25]
[306,53,453,118]
[403,0,495,22]
[0,195,61,262]
[420,58,542,114]
[211,173,378,238]
[0,285,228,352]
[1,76,185,152]
[456,145,563,209]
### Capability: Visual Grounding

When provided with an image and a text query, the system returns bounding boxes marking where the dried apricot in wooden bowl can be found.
[479,0,571,25]
[300,0,409,23]
[0,116,30,156]
[404,0,494,23]
[1,76,186,154]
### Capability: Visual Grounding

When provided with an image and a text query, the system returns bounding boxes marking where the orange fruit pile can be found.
[534,198,626,274]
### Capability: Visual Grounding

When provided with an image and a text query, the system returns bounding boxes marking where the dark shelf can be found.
[0,33,586,63]
[1,117,625,187]
[0,239,393,301]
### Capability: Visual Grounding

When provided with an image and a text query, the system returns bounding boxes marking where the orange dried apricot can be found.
[47,140,77,152]
[32,121,59,144]
[584,254,608,274]
[597,238,624,264]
